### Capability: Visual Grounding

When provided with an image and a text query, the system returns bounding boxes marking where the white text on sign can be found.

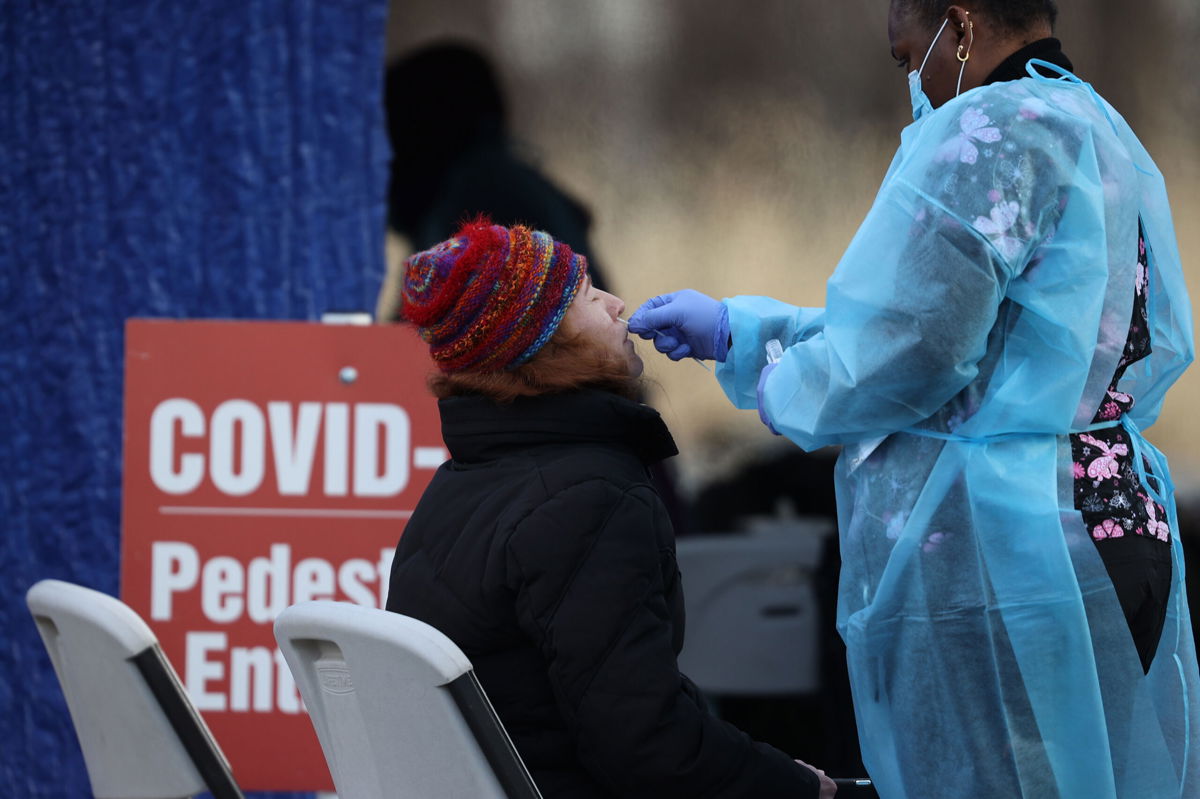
[149,399,421,497]
[151,542,395,623]
[151,541,396,713]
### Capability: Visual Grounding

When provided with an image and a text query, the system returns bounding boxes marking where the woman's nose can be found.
[611,295,626,318]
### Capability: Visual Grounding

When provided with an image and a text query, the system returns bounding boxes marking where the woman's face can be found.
[561,275,644,378]
[889,2,972,110]
[889,3,1045,113]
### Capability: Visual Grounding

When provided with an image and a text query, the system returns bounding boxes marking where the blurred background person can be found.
[377,41,609,323]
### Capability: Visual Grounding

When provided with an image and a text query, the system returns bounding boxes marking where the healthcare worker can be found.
[629,2,1200,797]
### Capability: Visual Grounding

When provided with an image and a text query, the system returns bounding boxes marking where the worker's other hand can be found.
[628,290,729,361]
[757,362,781,435]
[795,759,837,798]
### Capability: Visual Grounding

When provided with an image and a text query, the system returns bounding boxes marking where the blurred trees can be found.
[386,0,1198,143]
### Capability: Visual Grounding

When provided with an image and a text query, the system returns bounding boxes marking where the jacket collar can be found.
[439,389,679,465]
[983,38,1074,86]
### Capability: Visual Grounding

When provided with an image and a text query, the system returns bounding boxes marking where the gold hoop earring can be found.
[957,19,974,62]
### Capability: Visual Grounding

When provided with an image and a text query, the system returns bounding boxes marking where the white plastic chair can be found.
[676,523,831,695]
[274,601,542,799]
[25,579,243,799]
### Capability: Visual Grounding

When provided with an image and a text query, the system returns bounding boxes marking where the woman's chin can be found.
[627,352,645,378]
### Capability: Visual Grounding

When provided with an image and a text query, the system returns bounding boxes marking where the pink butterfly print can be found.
[1093,519,1125,539]
[1078,433,1128,480]
[974,201,1023,260]
[1144,497,1170,541]
[937,107,1002,164]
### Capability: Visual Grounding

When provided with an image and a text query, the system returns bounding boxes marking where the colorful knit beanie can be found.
[400,219,588,373]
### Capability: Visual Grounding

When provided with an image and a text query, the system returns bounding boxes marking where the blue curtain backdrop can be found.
[0,1,389,795]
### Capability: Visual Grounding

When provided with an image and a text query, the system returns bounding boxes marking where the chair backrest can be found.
[273,601,542,799]
[25,579,243,799]
[676,525,829,695]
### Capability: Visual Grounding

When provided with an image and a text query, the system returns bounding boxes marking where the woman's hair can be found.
[429,324,641,403]
[898,1,1058,34]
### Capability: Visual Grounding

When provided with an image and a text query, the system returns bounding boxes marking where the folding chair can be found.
[675,524,830,695]
[274,601,542,799]
[25,579,243,799]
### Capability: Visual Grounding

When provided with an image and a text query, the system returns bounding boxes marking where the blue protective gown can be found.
[716,66,1200,798]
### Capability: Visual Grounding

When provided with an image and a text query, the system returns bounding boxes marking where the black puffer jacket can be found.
[387,390,818,798]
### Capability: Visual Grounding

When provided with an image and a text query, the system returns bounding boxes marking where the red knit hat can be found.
[400,219,588,373]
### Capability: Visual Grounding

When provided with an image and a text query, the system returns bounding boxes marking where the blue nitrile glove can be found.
[757,362,781,435]
[627,290,730,362]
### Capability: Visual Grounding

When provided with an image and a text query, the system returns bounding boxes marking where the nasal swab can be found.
[618,317,711,371]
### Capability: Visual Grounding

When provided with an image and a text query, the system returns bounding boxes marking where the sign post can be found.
[121,319,444,791]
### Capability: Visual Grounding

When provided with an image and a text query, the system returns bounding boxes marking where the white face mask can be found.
[908,18,950,122]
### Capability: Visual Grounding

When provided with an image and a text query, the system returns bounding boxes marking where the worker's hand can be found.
[757,362,781,435]
[795,759,837,798]
[628,290,729,361]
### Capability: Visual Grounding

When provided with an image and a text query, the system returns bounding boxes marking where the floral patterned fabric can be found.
[1070,223,1171,543]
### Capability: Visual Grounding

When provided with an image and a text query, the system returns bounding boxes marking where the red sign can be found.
[121,319,444,791]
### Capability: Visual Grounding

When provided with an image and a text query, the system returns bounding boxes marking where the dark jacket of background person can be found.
[386,389,818,799]
[384,41,608,317]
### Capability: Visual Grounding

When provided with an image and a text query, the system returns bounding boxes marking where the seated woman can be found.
[386,219,833,799]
